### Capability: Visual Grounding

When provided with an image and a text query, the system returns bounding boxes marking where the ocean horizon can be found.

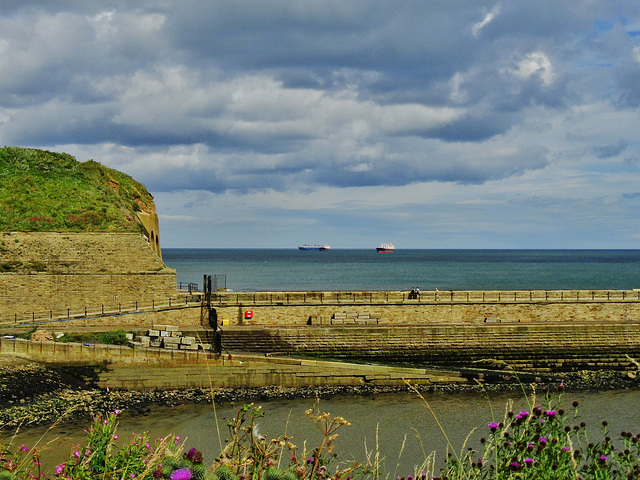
[162,248,640,293]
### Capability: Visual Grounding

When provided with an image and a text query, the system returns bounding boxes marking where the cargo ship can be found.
[298,244,331,251]
[376,242,395,253]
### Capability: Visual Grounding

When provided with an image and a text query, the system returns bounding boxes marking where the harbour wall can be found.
[0,232,176,319]
[219,323,640,372]
[4,289,639,330]
[210,292,640,326]
[0,338,465,390]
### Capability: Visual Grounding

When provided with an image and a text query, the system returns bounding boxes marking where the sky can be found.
[1,1,640,249]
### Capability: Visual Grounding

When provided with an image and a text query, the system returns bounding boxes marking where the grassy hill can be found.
[0,146,154,233]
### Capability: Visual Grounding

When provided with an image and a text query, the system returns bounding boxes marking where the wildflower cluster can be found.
[436,385,640,480]
[0,441,43,480]
[53,409,181,480]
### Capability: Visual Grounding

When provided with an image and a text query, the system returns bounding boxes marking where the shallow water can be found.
[10,388,640,475]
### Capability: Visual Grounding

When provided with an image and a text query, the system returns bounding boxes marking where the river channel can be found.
[8,388,640,475]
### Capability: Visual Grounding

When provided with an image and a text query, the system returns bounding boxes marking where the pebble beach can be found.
[2,362,639,430]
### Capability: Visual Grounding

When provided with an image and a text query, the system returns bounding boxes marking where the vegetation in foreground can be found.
[1,385,640,479]
[0,146,153,233]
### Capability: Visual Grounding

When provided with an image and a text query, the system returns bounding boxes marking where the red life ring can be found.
[244,310,253,319]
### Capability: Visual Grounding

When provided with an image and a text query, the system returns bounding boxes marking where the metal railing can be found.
[178,282,200,293]
[0,294,201,327]
[208,289,640,305]
[3,289,638,327]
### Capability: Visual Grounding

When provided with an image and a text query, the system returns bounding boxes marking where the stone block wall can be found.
[212,300,640,327]
[219,323,640,372]
[0,232,176,317]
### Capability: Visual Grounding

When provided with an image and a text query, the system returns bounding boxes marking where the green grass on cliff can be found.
[0,146,153,233]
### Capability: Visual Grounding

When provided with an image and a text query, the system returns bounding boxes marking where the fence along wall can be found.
[0,232,176,317]
[211,294,640,326]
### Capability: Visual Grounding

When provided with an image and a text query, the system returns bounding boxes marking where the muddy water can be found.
[8,388,640,475]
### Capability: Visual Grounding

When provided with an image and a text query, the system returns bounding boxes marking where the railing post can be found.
[32,312,35,321]
[85,306,87,316]
[50,310,52,319]
[136,301,138,310]
[102,305,104,315]
[119,303,121,312]
[169,298,172,307]
[67,308,70,318]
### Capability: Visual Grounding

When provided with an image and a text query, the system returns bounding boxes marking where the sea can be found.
[162,249,640,292]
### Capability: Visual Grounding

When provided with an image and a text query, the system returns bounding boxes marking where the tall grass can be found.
[0,146,152,234]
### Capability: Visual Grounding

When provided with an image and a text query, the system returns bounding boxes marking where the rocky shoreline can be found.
[1,363,639,429]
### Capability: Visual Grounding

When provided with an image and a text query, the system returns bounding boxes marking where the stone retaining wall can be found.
[218,323,640,372]
[0,232,176,316]
[0,338,464,390]
[212,300,640,326]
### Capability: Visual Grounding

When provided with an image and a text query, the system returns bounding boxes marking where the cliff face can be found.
[0,146,162,258]
[0,148,174,317]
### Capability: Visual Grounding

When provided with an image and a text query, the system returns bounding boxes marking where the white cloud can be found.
[509,52,555,86]
[472,4,501,38]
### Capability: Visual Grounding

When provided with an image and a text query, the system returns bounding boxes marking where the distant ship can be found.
[298,244,331,251]
[376,242,395,253]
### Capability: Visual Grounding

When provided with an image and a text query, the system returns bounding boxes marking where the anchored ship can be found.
[298,244,331,251]
[376,242,395,253]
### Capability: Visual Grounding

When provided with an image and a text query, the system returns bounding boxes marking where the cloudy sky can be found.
[1,1,640,249]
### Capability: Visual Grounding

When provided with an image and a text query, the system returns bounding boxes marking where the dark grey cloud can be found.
[593,140,628,159]
[0,0,639,196]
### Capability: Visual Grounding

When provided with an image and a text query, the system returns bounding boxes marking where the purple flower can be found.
[510,461,520,467]
[488,422,499,431]
[599,456,607,461]
[170,468,193,480]
[524,458,534,465]
[562,446,571,452]
[546,410,557,416]
[539,437,547,444]
[186,448,197,460]
[55,464,65,475]
[516,411,529,420]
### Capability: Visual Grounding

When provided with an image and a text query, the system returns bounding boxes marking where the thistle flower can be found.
[170,468,193,480]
